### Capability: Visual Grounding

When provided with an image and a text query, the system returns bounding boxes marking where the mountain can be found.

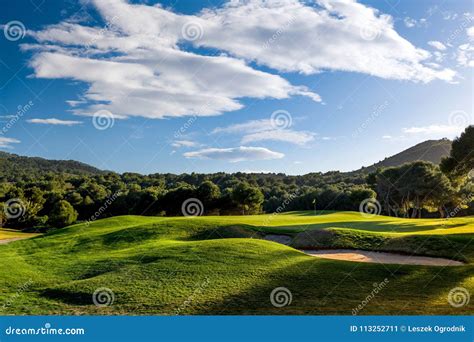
[0,151,103,179]
[355,138,452,174]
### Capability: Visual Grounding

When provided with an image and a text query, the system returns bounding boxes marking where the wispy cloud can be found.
[0,137,20,148]
[27,118,82,125]
[171,139,199,148]
[428,41,447,51]
[183,146,284,162]
[402,124,467,138]
[213,119,315,146]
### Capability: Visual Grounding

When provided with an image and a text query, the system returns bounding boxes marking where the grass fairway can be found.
[0,211,473,315]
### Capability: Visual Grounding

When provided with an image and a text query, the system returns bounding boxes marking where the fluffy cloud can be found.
[213,119,315,146]
[0,137,20,148]
[24,0,455,120]
[428,41,447,51]
[183,146,284,162]
[27,118,82,125]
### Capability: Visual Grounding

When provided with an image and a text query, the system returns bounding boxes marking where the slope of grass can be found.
[0,212,472,315]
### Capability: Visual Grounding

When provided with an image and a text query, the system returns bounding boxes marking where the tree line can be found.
[0,126,472,229]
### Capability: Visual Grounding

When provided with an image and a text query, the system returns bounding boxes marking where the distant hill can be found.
[355,139,452,174]
[0,151,103,180]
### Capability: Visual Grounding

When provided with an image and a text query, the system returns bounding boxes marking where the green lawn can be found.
[0,211,472,315]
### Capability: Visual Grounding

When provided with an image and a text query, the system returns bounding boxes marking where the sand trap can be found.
[302,249,464,266]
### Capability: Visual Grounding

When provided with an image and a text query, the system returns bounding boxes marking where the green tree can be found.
[48,200,78,228]
[231,182,264,215]
[441,125,474,183]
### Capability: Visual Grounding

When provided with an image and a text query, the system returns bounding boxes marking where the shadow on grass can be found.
[190,257,474,315]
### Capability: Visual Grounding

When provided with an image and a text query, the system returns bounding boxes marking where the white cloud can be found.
[241,129,314,145]
[457,43,474,67]
[404,17,417,28]
[183,146,284,162]
[467,26,474,38]
[27,118,82,125]
[24,0,456,121]
[402,124,466,137]
[171,139,198,148]
[428,41,447,51]
[213,118,315,146]
[0,137,20,148]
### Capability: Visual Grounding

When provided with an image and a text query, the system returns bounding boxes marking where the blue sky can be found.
[0,0,472,174]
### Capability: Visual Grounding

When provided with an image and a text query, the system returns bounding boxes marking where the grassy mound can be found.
[0,212,473,315]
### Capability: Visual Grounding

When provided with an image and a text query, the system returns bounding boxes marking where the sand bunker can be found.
[302,249,464,266]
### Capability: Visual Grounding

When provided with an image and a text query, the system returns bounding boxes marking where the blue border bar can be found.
[0,316,472,341]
